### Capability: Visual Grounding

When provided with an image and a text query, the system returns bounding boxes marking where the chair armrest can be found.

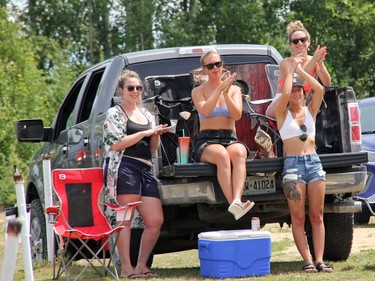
[46,205,61,224]
[103,201,142,223]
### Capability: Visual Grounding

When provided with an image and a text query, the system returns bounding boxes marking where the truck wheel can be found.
[30,199,47,264]
[306,213,353,261]
[354,206,371,224]
[130,228,154,268]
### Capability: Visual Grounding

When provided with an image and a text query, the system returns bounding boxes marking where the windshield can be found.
[360,100,375,133]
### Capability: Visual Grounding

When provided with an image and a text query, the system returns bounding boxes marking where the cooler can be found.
[198,229,271,278]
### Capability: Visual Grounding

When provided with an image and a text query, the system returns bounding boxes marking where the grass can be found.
[1,215,375,280]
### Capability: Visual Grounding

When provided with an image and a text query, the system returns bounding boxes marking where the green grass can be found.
[2,215,375,280]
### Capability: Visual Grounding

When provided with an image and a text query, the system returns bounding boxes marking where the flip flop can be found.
[141,271,159,277]
[121,273,143,279]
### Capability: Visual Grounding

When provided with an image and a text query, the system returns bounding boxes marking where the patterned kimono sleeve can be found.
[103,106,127,218]
[103,106,127,154]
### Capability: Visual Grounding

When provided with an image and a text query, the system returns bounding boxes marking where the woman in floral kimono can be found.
[103,70,170,278]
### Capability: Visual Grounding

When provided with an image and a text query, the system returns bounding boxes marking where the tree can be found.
[22,0,113,66]
[0,7,75,206]
[122,0,154,51]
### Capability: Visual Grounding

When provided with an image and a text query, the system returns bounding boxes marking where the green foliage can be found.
[0,7,75,207]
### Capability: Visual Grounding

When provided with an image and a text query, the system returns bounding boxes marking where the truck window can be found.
[55,78,84,137]
[76,69,105,123]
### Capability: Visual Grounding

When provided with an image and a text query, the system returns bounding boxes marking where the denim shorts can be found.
[282,153,326,185]
[194,129,249,162]
[106,157,160,199]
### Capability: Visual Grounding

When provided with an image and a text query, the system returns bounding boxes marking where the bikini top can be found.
[198,105,231,119]
[279,107,315,141]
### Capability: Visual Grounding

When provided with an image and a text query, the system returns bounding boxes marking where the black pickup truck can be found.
[16,44,368,264]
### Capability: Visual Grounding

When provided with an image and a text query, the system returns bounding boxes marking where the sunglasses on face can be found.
[203,61,223,70]
[290,37,308,45]
[125,85,143,92]
[299,124,307,142]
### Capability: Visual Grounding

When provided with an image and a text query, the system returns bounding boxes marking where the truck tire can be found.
[30,199,47,264]
[130,228,154,268]
[306,213,353,261]
[354,206,371,224]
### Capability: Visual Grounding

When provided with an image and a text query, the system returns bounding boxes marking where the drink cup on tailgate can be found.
[198,229,271,278]
[178,136,190,164]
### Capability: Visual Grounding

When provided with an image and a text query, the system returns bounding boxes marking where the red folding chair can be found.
[46,168,141,280]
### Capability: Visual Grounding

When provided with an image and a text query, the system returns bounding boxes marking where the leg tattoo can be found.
[283,181,301,201]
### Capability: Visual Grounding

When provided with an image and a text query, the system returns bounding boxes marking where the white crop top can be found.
[279,107,315,141]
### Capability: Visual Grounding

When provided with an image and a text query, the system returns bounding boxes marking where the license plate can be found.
[244,175,276,195]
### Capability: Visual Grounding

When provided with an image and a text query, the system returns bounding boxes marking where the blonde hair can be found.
[117,70,142,105]
[118,69,141,89]
[286,20,310,42]
[200,49,221,66]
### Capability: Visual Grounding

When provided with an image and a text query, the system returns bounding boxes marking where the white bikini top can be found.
[279,107,315,141]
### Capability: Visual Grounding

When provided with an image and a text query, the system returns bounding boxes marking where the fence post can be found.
[42,156,54,262]
[13,165,34,281]
[1,220,22,281]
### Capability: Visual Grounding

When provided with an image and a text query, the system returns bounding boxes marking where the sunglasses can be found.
[203,61,223,70]
[125,85,143,92]
[290,37,308,45]
[299,124,307,142]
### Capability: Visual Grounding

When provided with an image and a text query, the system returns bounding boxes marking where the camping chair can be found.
[46,167,141,280]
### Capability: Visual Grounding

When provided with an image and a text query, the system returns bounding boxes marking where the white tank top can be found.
[279,107,315,141]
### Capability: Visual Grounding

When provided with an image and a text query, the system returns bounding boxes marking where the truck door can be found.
[65,56,125,168]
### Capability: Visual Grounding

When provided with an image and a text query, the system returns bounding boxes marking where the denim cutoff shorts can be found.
[282,153,326,185]
[194,129,249,162]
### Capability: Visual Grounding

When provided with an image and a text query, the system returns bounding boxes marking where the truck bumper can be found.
[159,168,367,215]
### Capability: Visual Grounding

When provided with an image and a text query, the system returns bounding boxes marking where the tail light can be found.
[348,102,361,144]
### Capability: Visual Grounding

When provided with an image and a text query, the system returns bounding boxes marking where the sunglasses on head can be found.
[203,61,223,70]
[125,85,143,92]
[290,37,308,45]
[299,124,307,142]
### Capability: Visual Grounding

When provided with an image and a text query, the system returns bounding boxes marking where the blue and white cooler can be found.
[198,229,271,278]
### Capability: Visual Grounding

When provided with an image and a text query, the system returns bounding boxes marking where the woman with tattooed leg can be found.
[274,55,333,273]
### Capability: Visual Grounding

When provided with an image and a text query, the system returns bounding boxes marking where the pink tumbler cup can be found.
[178,137,190,164]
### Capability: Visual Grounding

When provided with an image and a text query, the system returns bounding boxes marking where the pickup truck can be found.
[16,44,368,265]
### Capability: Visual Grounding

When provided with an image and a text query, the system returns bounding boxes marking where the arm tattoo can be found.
[283,181,301,201]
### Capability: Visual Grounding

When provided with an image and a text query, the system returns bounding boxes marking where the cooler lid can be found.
[198,229,271,240]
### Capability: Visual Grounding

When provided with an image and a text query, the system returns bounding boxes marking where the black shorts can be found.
[194,129,250,162]
[114,157,160,199]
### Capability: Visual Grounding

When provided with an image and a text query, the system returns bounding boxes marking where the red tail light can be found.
[348,103,361,143]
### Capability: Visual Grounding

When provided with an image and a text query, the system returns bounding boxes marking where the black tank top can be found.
[119,106,152,161]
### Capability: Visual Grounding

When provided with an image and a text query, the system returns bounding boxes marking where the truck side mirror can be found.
[16,119,45,142]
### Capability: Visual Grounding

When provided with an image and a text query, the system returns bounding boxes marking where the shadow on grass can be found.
[152,260,301,279]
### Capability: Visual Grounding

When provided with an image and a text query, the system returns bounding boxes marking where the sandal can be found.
[316,261,333,273]
[228,200,255,220]
[228,199,243,220]
[301,262,318,273]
